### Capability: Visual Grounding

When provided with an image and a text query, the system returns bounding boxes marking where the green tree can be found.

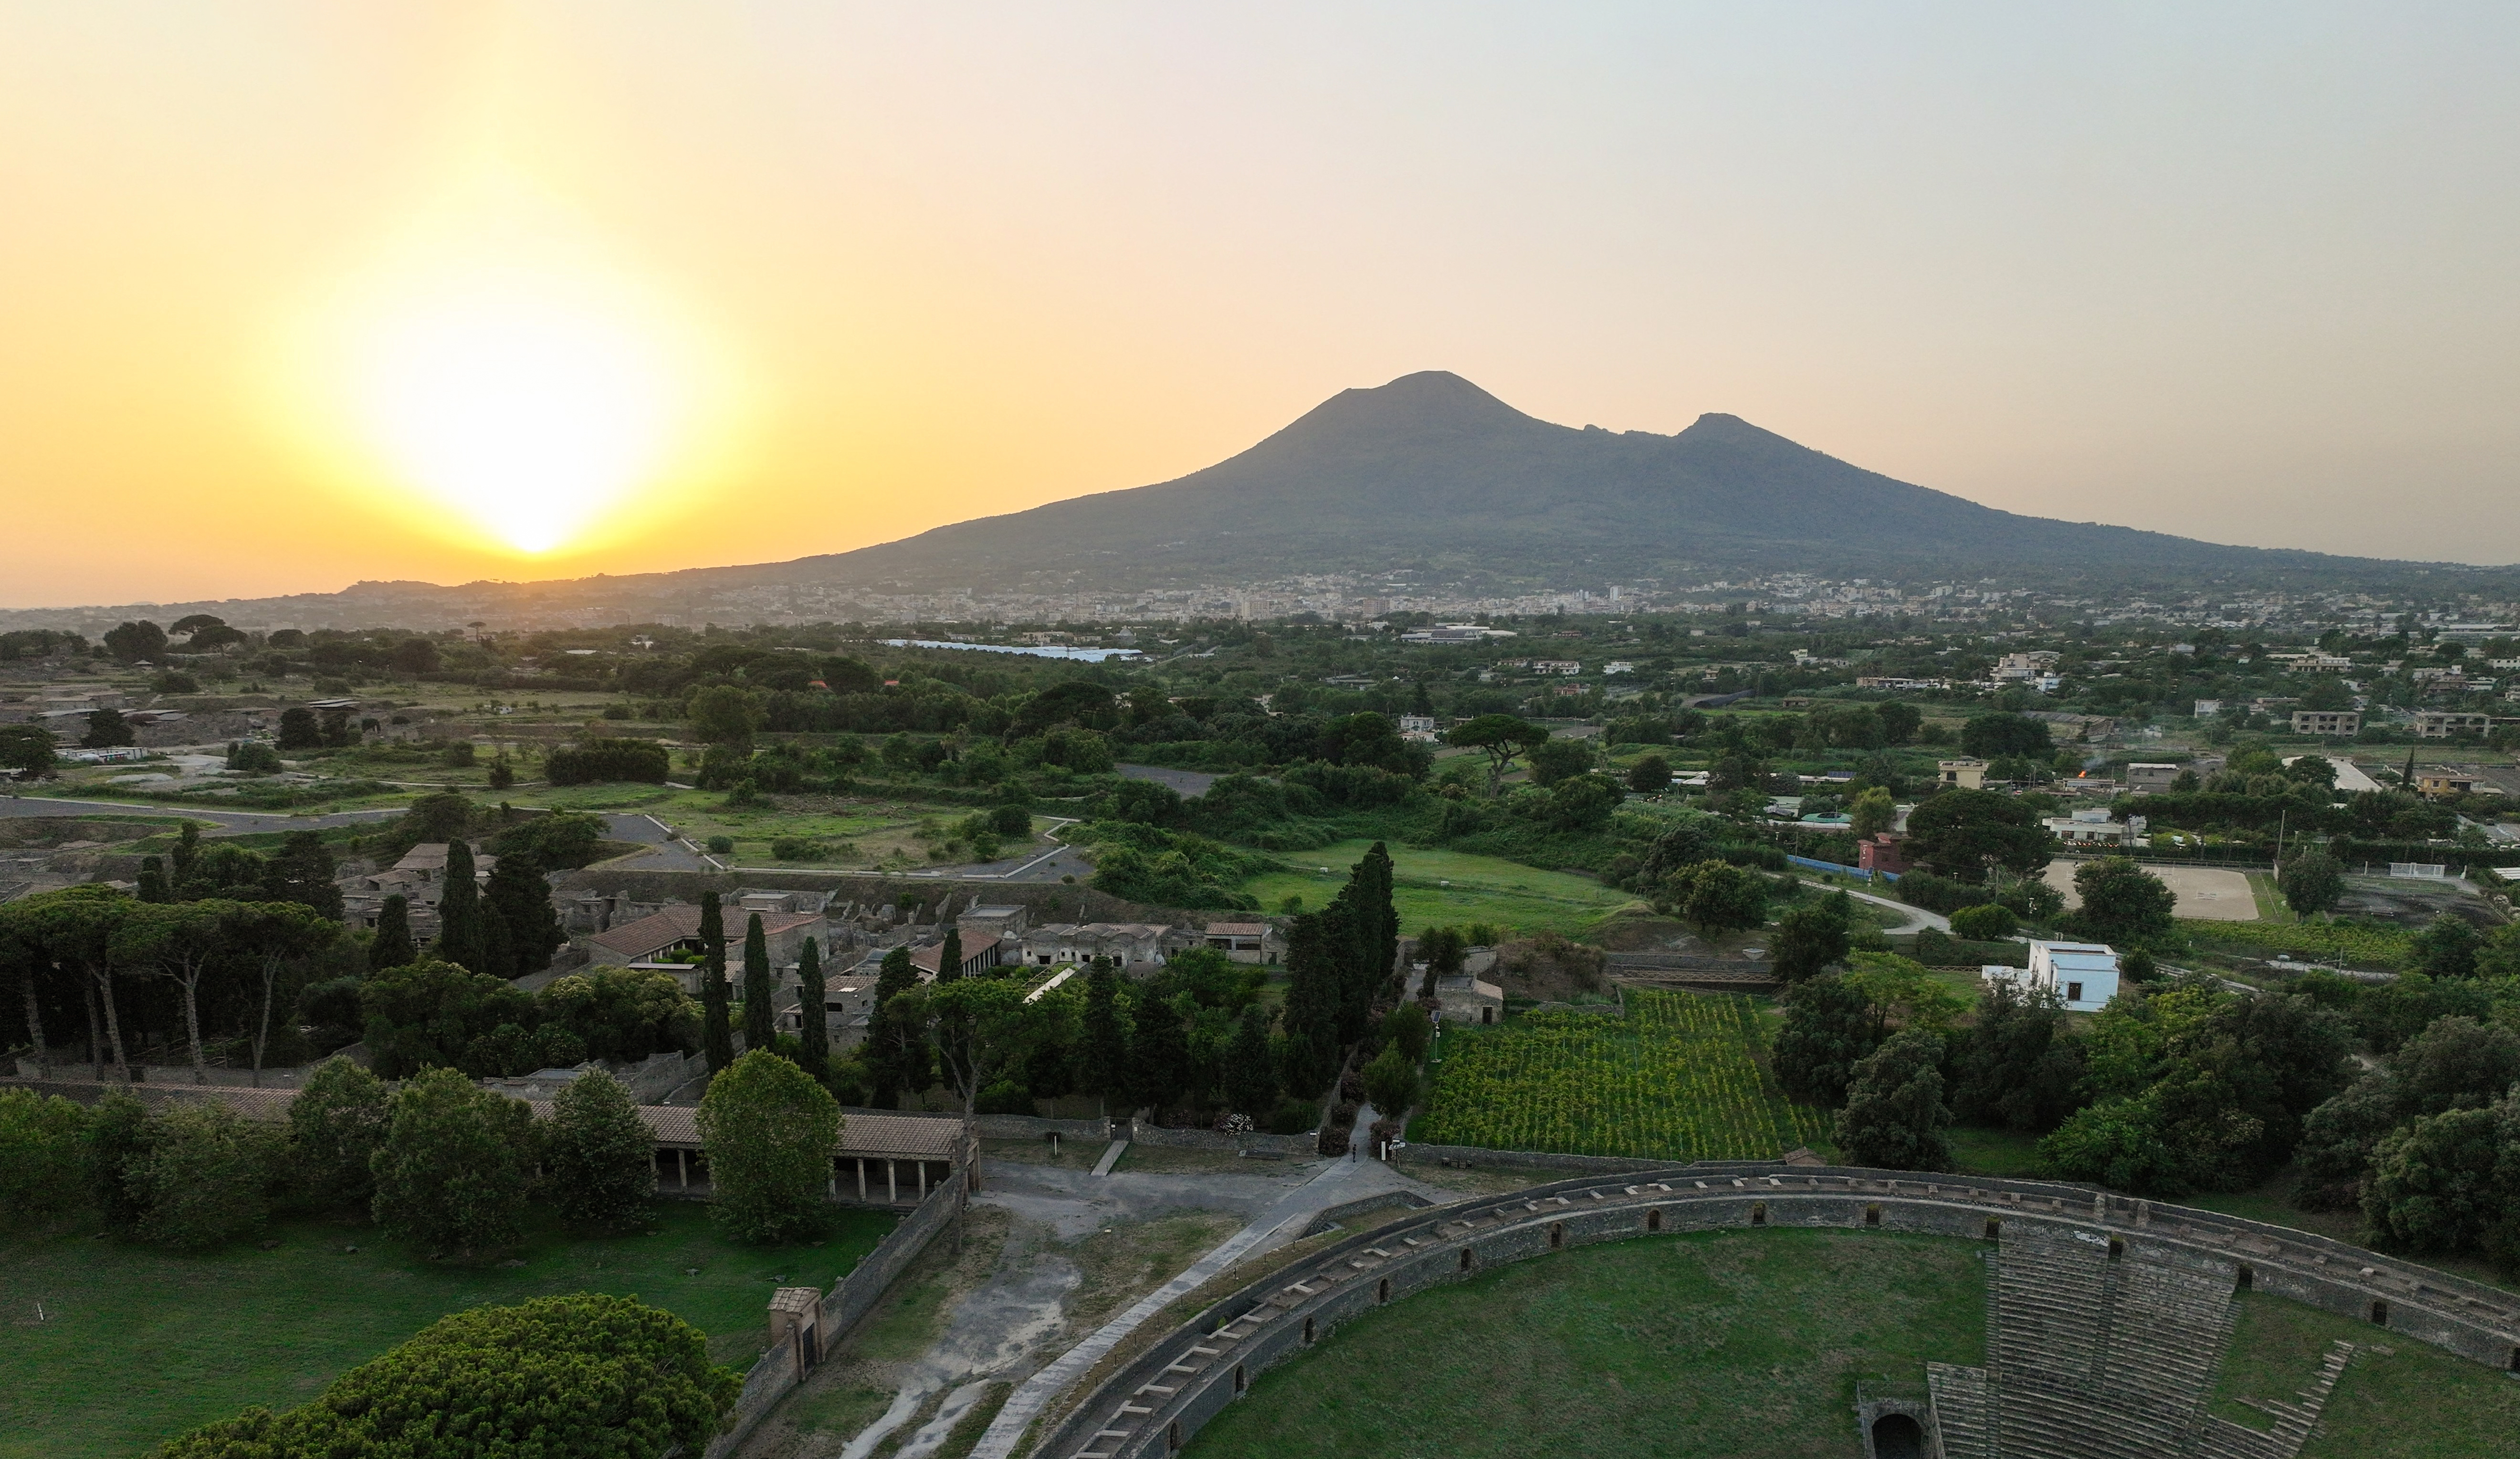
[1902,789,2053,883]
[1960,713,2052,760]
[1840,952,1971,1040]
[698,1048,840,1242]
[369,893,416,971]
[935,925,964,985]
[276,707,323,750]
[0,722,56,777]
[112,899,233,1082]
[2361,1101,2519,1258]
[795,935,830,1082]
[537,964,701,1062]
[290,1056,390,1211]
[14,885,139,1080]
[86,1090,152,1232]
[687,684,767,747]
[371,1066,536,1257]
[127,1100,277,1250]
[103,619,168,662]
[2070,857,2178,945]
[1772,973,1880,1105]
[1444,714,1550,796]
[434,838,487,974]
[1848,786,1897,840]
[264,830,344,918]
[1362,1040,1417,1118]
[155,1293,740,1459]
[1947,982,2085,1134]
[1875,701,1922,745]
[1224,1008,1280,1116]
[1664,859,1768,938]
[1768,892,1853,982]
[360,955,533,1079]
[546,1067,655,1230]
[1526,736,1593,787]
[2410,915,2482,980]
[483,847,561,977]
[1833,1030,1953,1170]
[81,706,135,749]
[1626,753,1672,794]
[136,857,170,904]
[0,1088,91,1219]
[1949,903,2019,941]
[1078,959,1130,1110]
[699,890,734,1073]
[741,913,777,1051]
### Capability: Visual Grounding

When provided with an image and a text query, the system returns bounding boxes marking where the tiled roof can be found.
[910,934,1002,975]
[1204,922,1268,936]
[590,904,823,958]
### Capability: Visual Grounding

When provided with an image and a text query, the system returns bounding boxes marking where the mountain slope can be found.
[781,370,2358,585]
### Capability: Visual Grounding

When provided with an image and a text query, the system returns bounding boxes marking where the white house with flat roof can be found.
[1984,941,2121,1013]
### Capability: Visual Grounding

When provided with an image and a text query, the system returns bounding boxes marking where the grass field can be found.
[0,1200,895,1459]
[1185,1228,1988,1459]
[1239,840,1640,937]
[531,783,1040,869]
[1410,989,1833,1161]
[2214,1290,2520,1458]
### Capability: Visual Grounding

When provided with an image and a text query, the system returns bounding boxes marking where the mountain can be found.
[796,369,2357,585]
[5,371,2507,631]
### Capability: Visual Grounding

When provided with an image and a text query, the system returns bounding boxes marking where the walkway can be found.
[0,794,399,834]
[1839,884,1949,934]
[964,1146,1436,1459]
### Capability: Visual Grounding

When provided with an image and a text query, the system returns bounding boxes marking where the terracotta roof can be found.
[640,1103,958,1158]
[910,934,1002,976]
[590,904,821,958]
[1204,922,1268,937]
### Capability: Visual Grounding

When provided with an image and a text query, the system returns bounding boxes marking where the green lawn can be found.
[1186,1228,1988,1459]
[2214,1290,2520,1458]
[1947,1125,2046,1178]
[0,1200,895,1459]
[1239,840,1640,937]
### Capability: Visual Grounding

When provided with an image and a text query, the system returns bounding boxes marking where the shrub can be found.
[976,1080,1035,1115]
[1363,1042,1418,1116]
[127,1101,277,1251]
[769,835,826,861]
[546,739,671,786]
[289,1057,390,1211]
[546,1068,655,1230]
[698,1048,840,1243]
[491,810,606,870]
[371,1066,537,1257]
[991,802,1033,836]
[155,1293,740,1459]
[538,965,702,1063]
[0,1089,91,1219]
[1832,1030,1953,1171]
[86,1091,152,1233]
[705,834,735,855]
[1949,904,2019,942]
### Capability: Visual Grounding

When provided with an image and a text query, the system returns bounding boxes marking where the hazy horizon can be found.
[6,3,2518,609]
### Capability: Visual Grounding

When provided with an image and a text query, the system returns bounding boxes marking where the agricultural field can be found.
[0,1200,896,1459]
[1411,989,1833,1161]
[2178,917,2415,969]
[1186,1228,1988,1459]
[1239,840,1640,938]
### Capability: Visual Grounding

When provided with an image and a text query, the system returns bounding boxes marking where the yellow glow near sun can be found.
[289,169,734,558]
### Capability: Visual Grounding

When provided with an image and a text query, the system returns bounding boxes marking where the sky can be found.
[4,2,2518,609]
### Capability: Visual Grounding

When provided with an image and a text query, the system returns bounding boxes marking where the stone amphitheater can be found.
[1029,1162,2520,1459]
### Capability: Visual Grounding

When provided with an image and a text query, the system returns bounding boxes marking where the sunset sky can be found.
[4,2,2517,609]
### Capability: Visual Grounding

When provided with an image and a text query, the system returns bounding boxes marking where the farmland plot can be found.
[1412,989,1831,1161]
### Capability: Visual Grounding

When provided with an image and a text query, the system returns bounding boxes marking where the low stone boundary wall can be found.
[12,1059,317,1088]
[1300,1190,1435,1238]
[704,1168,968,1459]
[1127,1121,1318,1156]
[1027,1165,2520,1459]
[978,1113,1115,1142]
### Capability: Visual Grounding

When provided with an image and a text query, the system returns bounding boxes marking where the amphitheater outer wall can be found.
[1024,1164,2520,1459]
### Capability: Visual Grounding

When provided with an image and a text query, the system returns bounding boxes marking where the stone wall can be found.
[1396,1142,1688,1176]
[976,1112,1115,1143]
[702,1168,967,1459]
[1127,1120,1318,1157]
[1025,1165,2520,1459]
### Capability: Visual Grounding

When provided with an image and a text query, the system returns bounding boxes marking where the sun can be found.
[352,268,682,554]
[288,169,732,559]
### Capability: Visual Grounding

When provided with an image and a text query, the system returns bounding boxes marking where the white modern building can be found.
[1984,941,2122,1013]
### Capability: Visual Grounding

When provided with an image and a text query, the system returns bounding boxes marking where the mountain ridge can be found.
[4,371,2509,630]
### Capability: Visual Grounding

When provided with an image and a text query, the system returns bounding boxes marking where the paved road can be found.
[1115,763,1218,798]
[1839,884,1950,934]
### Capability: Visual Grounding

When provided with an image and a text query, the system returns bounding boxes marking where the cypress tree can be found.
[700,891,734,1073]
[266,830,344,918]
[867,946,927,1108]
[935,926,964,983]
[170,821,200,887]
[479,902,516,982]
[369,894,415,971]
[1080,959,1130,1111]
[742,913,776,1053]
[1127,995,1189,1116]
[1224,1008,1279,1116]
[434,840,485,974]
[483,849,561,976]
[796,936,829,1081]
[137,857,170,904]
[1282,909,1342,1092]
